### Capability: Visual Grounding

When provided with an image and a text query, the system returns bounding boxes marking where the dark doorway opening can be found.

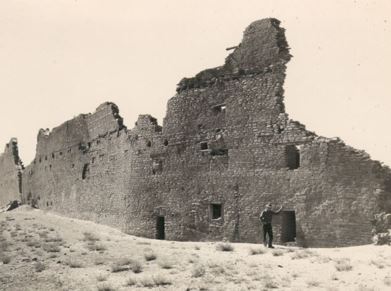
[211,203,222,219]
[156,216,165,240]
[281,211,296,243]
[286,145,300,170]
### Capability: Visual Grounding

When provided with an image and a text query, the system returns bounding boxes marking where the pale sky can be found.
[0,0,390,167]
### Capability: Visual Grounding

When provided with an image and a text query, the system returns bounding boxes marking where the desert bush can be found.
[216,242,234,252]
[271,249,284,256]
[291,249,316,260]
[42,243,60,253]
[96,273,108,282]
[111,258,142,273]
[82,232,100,242]
[263,274,278,289]
[384,276,391,286]
[138,275,155,287]
[27,240,41,248]
[125,276,137,286]
[249,247,265,255]
[87,242,107,252]
[97,283,115,291]
[34,262,45,272]
[194,245,201,250]
[153,274,172,286]
[0,253,11,264]
[158,257,175,269]
[370,259,385,269]
[66,258,83,268]
[335,259,353,272]
[94,257,105,265]
[306,279,320,287]
[143,248,157,261]
[191,264,206,278]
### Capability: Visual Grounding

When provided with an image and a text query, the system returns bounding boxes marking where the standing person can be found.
[260,203,283,248]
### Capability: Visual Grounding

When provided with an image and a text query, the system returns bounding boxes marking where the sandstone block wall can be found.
[3,18,390,247]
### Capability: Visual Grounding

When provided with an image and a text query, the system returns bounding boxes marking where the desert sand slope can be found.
[1,207,390,291]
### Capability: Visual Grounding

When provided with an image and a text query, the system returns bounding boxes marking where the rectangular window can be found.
[200,142,208,150]
[211,203,222,220]
[286,145,300,170]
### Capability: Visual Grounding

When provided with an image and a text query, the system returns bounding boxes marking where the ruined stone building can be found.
[1,19,390,247]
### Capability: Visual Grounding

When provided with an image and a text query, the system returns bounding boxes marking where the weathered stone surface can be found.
[0,138,23,206]
[1,18,391,247]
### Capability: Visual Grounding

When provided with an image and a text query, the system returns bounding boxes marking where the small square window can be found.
[211,203,222,220]
[200,142,208,150]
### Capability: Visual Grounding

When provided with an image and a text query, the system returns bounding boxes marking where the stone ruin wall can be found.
[0,138,23,206]
[2,18,391,247]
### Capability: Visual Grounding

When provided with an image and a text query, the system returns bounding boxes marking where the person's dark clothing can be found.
[260,208,281,247]
[262,223,273,247]
[260,209,279,224]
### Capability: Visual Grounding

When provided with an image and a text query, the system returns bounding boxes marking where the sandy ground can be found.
[1,207,391,291]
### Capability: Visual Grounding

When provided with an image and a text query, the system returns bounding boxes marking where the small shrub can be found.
[249,247,265,255]
[111,258,142,273]
[306,279,320,287]
[66,258,83,268]
[96,273,108,282]
[138,275,155,287]
[34,262,45,272]
[1,254,11,264]
[291,249,316,260]
[144,249,157,261]
[97,283,115,291]
[263,274,278,289]
[158,257,175,269]
[126,276,137,286]
[87,242,107,252]
[95,257,105,265]
[335,259,353,272]
[43,243,60,253]
[384,276,391,286]
[272,249,284,256]
[194,245,200,250]
[370,259,385,269]
[153,273,172,286]
[83,232,100,242]
[191,264,206,278]
[216,242,234,252]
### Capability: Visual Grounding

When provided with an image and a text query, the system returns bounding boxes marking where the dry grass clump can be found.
[143,248,157,261]
[370,259,386,269]
[384,276,391,286]
[271,249,284,256]
[86,242,107,252]
[82,231,100,242]
[111,257,142,273]
[291,249,316,260]
[158,256,175,269]
[34,261,45,272]
[216,242,234,252]
[42,243,61,253]
[335,258,353,272]
[66,258,84,268]
[191,264,206,278]
[137,274,172,287]
[94,257,106,265]
[125,276,137,286]
[306,278,321,287]
[263,274,278,289]
[96,273,108,282]
[249,247,266,255]
[0,253,11,264]
[97,283,115,291]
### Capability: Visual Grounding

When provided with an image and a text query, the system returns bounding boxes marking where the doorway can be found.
[156,216,165,240]
[281,211,296,243]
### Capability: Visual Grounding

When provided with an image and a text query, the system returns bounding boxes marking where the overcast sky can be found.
[0,0,390,167]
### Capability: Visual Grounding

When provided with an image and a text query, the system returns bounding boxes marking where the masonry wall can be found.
[19,18,391,247]
[0,138,23,206]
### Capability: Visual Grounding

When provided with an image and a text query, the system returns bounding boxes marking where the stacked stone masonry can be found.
[1,18,391,247]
